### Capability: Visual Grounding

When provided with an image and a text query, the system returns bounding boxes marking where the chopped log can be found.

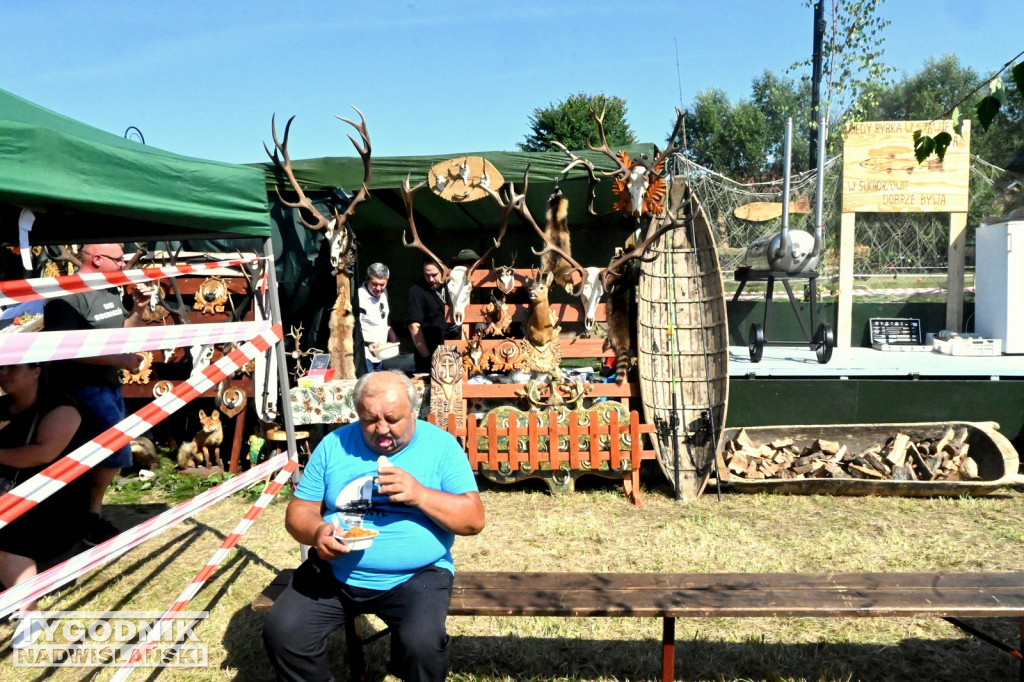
[884,433,911,467]
[830,445,848,463]
[959,457,979,480]
[823,462,848,478]
[861,444,883,457]
[756,444,775,458]
[864,452,891,475]
[932,427,955,455]
[849,463,887,479]
[734,428,755,450]
[814,439,842,455]
[891,465,915,481]
[727,452,749,475]
[770,437,795,449]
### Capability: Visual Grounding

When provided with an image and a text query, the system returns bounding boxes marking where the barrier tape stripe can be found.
[112,455,301,677]
[0,325,283,527]
[0,320,272,366]
[0,258,263,306]
[0,453,289,619]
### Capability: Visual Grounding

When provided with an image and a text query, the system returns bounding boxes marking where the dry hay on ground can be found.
[2,476,1022,681]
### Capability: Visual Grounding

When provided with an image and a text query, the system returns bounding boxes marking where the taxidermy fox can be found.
[542,189,575,291]
[328,273,356,379]
[177,409,224,469]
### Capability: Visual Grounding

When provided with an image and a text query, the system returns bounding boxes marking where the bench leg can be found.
[662,617,675,682]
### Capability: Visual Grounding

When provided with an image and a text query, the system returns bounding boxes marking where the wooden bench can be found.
[253,570,1024,681]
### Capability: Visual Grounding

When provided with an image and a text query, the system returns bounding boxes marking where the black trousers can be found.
[262,553,454,682]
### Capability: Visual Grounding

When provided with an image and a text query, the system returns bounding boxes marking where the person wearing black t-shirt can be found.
[405,259,460,374]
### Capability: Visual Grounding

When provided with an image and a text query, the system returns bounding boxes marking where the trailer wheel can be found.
[748,323,765,363]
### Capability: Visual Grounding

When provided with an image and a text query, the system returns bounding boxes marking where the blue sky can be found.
[3,1,1021,164]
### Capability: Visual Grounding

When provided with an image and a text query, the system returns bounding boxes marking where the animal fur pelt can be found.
[328,273,357,379]
[542,189,574,290]
[603,257,639,384]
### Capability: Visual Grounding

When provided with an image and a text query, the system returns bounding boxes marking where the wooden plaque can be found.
[842,120,971,213]
[428,156,504,203]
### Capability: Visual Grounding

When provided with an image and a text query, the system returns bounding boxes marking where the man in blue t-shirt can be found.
[263,371,485,682]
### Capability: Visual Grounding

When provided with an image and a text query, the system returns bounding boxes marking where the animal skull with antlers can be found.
[265,108,371,379]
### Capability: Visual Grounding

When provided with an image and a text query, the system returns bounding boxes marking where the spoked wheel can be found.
[813,323,834,364]
[748,323,765,363]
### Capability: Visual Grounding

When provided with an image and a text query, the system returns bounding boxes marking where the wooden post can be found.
[837,213,857,348]
[947,212,968,333]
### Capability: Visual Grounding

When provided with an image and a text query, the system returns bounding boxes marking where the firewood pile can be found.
[721,427,981,482]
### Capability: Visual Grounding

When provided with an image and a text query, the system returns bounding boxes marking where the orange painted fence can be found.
[428,409,657,505]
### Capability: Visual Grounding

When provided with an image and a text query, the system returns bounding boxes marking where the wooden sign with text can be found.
[842,120,970,213]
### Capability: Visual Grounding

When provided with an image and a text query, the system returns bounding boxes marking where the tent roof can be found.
[0,88,271,245]
[257,144,658,234]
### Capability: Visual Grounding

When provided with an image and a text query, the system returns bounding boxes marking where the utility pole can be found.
[809,0,825,170]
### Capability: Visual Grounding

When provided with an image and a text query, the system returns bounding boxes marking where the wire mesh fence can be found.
[672,153,1022,285]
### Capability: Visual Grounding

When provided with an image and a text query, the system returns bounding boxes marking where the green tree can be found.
[519,93,636,152]
[911,53,1024,164]
[790,0,896,128]
[865,55,1023,166]
[682,71,807,180]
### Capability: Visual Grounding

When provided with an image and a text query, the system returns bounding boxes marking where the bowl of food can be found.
[374,342,401,361]
[335,526,379,551]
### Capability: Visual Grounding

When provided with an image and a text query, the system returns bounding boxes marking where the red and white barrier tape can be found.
[0,452,289,619]
[0,320,272,366]
[0,324,283,530]
[110,455,301,678]
[0,258,262,307]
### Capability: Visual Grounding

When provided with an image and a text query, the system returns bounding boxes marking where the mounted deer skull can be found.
[265,108,371,380]
[493,254,518,295]
[589,105,685,217]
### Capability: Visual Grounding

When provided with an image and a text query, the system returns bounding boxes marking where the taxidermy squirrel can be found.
[541,189,575,291]
[177,409,224,469]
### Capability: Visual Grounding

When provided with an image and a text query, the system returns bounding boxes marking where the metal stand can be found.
[733,267,834,364]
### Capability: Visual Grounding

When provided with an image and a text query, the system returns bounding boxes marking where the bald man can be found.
[43,244,148,546]
[263,371,484,682]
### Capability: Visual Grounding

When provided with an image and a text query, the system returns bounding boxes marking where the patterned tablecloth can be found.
[289,377,427,425]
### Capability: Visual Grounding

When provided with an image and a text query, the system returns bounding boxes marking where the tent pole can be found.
[263,238,299,458]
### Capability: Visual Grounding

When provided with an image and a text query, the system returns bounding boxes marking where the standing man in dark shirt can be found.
[405,258,460,374]
[43,244,147,546]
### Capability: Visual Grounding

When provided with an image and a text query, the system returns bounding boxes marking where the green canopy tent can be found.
[0,88,271,246]
[255,142,659,353]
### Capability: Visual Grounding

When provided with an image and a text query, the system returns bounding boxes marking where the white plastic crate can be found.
[932,336,1002,356]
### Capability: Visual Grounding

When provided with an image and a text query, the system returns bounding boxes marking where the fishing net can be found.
[669,153,1022,282]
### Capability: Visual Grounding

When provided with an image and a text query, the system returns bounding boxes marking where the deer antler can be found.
[401,175,451,280]
[265,109,373,233]
[551,141,600,216]
[646,108,686,176]
[331,107,373,230]
[490,169,587,295]
[600,182,691,289]
[265,115,331,231]
[467,189,514,277]
[587,104,632,180]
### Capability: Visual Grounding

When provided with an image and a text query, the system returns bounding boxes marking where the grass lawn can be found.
[2,465,1022,681]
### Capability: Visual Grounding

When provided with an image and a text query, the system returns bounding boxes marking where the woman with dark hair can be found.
[0,362,90,648]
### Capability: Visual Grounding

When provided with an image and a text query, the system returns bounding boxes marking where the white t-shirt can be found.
[358,284,390,361]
